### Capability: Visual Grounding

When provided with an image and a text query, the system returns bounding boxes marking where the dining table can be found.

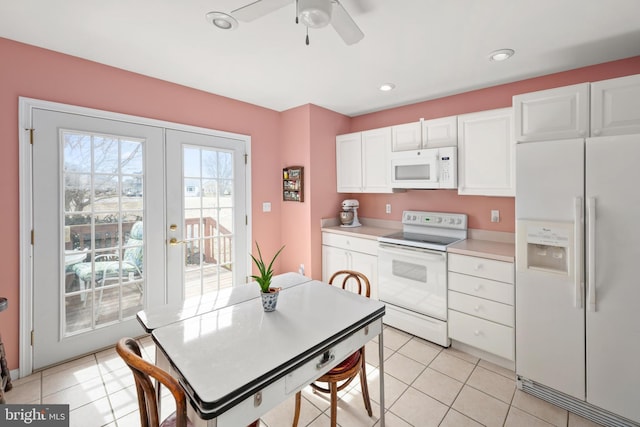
[137,273,386,427]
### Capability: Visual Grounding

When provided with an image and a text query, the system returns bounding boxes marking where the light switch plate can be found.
[262,202,271,212]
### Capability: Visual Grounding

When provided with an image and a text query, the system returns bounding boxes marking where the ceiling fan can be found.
[231,0,364,46]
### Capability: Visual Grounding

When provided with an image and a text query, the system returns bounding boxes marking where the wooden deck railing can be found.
[65,218,232,267]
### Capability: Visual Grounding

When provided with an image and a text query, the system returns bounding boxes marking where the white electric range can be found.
[377,210,467,346]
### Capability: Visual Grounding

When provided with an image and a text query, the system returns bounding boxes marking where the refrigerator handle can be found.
[573,197,583,309]
[586,197,596,312]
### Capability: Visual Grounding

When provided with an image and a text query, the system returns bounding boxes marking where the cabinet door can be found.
[362,127,392,193]
[322,245,349,283]
[336,132,363,192]
[457,108,515,197]
[423,116,457,148]
[350,251,379,300]
[591,74,640,137]
[513,83,590,142]
[391,121,422,151]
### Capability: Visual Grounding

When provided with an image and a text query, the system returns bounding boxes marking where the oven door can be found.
[378,243,447,320]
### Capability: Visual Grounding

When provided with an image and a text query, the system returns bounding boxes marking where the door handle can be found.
[169,238,185,246]
[574,197,584,309]
[586,197,596,312]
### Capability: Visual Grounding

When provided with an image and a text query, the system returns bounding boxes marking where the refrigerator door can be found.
[585,135,640,423]
[515,139,586,400]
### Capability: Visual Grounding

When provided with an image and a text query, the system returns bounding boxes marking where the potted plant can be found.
[250,242,285,312]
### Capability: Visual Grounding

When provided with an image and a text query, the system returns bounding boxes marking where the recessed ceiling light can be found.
[489,49,515,61]
[379,83,396,91]
[206,12,238,30]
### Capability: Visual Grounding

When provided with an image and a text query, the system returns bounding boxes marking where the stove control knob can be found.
[455,218,462,224]
[435,217,442,223]
[448,218,455,224]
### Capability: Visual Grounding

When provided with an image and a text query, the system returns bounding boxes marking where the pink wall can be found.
[279,104,350,280]
[279,106,312,275]
[0,37,282,370]
[349,56,640,232]
[308,105,351,279]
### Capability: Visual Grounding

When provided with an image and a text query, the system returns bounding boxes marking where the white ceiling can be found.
[1,0,640,116]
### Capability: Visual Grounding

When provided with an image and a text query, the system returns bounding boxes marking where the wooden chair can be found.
[116,337,192,427]
[292,270,373,427]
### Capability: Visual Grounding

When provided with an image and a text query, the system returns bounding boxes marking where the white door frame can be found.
[18,97,252,377]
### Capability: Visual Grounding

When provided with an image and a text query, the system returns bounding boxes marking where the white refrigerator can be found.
[515,135,640,426]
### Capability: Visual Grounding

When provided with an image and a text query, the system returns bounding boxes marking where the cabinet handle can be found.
[579,130,586,137]
[593,129,601,136]
[474,284,482,291]
[473,330,481,336]
[316,351,335,370]
[474,264,483,271]
[474,305,481,312]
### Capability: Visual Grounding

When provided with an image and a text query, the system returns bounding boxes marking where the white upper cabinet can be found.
[513,83,590,142]
[336,127,392,193]
[422,116,458,148]
[361,127,392,193]
[336,132,363,192]
[457,108,515,197]
[392,117,458,151]
[391,121,422,151]
[591,74,640,137]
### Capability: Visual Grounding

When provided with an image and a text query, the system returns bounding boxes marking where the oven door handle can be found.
[378,243,446,260]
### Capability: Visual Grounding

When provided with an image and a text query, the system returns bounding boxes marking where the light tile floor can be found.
[4,326,604,427]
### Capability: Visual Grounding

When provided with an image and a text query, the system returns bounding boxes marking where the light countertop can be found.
[321,218,515,262]
[321,224,398,240]
[448,239,515,263]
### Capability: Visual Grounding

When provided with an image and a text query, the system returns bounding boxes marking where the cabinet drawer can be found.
[448,272,513,305]
[448,291,513,326]
[322,232,378,255]
[448,253,514,284]
[285,318,382,394]
[448,310,514,361]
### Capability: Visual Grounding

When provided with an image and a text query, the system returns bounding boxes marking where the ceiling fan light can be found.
[298,0,332,28]
[205,12,238,30]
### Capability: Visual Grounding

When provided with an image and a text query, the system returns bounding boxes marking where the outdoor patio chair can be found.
[70,221,143,315]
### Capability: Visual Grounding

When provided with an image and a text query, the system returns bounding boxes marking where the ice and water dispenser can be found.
[516,220,573,275]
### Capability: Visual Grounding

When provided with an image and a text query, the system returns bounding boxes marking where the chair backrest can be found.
[328,270,371,298]
[116,337,188,427]
[123,221,143,269]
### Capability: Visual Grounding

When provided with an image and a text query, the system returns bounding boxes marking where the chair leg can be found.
[330,382,338,427]
[292,391,301,427]
[359,359,373,417]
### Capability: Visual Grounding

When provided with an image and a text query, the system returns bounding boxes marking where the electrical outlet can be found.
[491,210,500,223]
[298,264,305,276]
[385,203,391,214]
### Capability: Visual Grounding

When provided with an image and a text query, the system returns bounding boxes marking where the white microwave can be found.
[390,146,457,189]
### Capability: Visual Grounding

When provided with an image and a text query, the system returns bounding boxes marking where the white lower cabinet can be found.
[322,232,378,300]
[447,253,515,361]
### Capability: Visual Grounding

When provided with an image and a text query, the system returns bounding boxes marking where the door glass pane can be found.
[63,130,144,337]
[183,146,234,298]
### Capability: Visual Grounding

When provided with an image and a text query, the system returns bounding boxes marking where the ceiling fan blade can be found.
[330,0,364,45]
[232,0,293,22]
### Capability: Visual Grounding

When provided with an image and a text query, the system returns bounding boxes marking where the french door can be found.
[28,103,248,370]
